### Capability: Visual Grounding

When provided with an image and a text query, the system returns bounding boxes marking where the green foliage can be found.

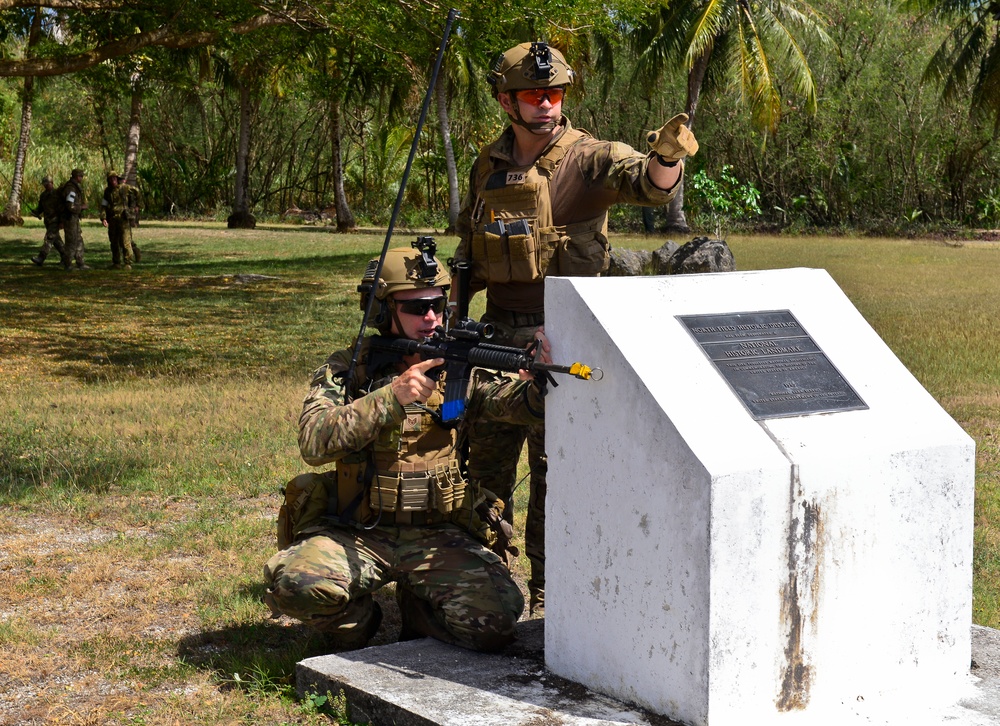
[688,165,762,221]
[2,0,1000,231]
[976,188,1000,227]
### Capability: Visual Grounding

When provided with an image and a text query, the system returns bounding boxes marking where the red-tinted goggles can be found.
[514,87,565,107]
[394,296,448,316]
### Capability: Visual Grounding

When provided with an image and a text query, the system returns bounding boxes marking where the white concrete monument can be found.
[543,268,977,726]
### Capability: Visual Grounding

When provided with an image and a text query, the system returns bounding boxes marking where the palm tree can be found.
[0,8,44,226]
[914,0,1000,126]
[626,0,828,231]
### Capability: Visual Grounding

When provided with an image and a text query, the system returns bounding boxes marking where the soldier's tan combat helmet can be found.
[487,41,575,96]
[359,244,451,330]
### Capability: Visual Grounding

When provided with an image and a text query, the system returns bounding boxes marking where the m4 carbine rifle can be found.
[367,236,602,424]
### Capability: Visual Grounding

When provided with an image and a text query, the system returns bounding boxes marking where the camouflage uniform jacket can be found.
[33,188,61,224]
[298,337,545,530]
[59,179,86,220]
[101,184,135,223]
[454,116,679,314]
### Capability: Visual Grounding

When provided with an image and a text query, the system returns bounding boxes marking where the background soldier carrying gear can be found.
[100,173,136,269]
[263,245,545,652]
[58,168,89,271]
[452,40,699,616]
[30,176,65,266]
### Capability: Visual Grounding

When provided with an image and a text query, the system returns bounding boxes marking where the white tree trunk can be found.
[123,85,142,186]
[330,94,355,231]
[0,9,42,225]
[436,74,460,233]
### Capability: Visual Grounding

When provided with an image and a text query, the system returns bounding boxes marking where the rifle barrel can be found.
[369,337,602,381]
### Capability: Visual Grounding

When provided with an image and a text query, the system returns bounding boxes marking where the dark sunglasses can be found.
[394,296,448,316]
[514,87,565,107]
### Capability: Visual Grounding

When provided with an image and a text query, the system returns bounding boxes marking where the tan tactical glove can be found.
[647,113,699,163]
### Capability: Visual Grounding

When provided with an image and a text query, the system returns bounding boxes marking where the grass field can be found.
[1,221,999,724]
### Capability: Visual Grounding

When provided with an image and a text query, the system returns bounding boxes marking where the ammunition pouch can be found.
[547,221,610,276]
[370,458,467,517]
[276,471,337,550]
[472,216,539,284]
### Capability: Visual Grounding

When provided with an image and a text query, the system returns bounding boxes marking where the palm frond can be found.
[687,0,731,67]
[736,4,782,133]
[757,4,820,114]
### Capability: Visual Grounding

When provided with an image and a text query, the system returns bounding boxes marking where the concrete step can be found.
[297,621,1000,725]
[296,619,680,725]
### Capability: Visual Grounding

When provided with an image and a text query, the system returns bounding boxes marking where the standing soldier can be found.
[30,176,65,266]
[452,41,699,616]
[100,173,134,270]
[59,168,89,271]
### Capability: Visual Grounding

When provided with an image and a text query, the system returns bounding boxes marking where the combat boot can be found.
[528,587,544,618]
[304,595,383,651]
[31,255,44,266]
[397,587,455,644]
[77,263,91,270]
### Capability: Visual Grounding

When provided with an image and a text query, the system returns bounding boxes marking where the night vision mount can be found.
[412,236,440,282]
[529,41,553,81]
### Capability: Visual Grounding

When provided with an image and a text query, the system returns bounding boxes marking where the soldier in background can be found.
[30,176,64,266]
[452,41,698,616]
[264,246,545,652]
[100,173,135,270]
[58,168,89,271]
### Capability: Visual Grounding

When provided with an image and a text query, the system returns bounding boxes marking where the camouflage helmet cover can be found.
[107,171,119,182]
[41,176,52,185]
[487,41,575,96]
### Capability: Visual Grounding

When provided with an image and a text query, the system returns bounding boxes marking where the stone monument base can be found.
[296,622,1000,725]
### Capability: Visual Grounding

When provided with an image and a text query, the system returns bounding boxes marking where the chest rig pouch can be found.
[470,127,610,283]
[335,376,469,527]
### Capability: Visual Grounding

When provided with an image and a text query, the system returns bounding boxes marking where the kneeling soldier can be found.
[263,246,544,651]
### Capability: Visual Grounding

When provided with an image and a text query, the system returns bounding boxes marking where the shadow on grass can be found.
[1,236,374,381]
[1,235,373,279]
[177,583,336,691]
[176,582,405,693]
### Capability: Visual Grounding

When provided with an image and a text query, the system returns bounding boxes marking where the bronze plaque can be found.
[677,310,868,420]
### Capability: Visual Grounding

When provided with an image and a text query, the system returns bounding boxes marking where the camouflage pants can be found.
[263,524,523,652]
[62,216,85,268]
[107,219,134,265]
[465,308,547,609]
[38,221,64,261]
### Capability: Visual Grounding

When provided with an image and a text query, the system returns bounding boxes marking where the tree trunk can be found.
[330,94,355,232]
[0,79,33,226]
[436,75,459,234]
[228,78,256,228]
[663,49,709,234]
[123,85,143,186]
[0,9,42,226]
